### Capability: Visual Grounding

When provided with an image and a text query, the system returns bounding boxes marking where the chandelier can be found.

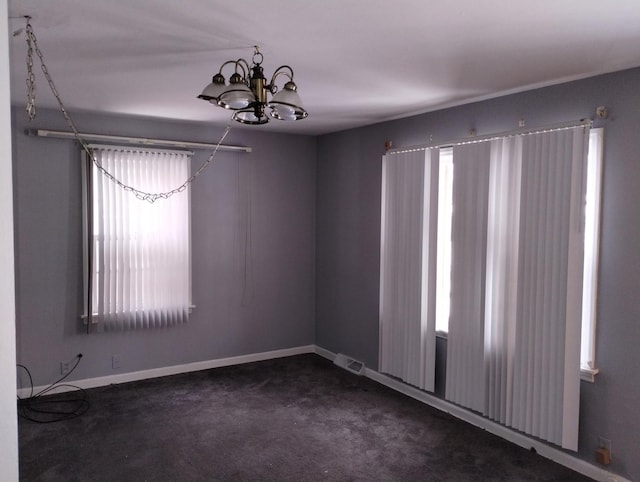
[198,47,308,125]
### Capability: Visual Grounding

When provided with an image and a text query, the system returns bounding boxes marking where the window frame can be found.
[579,127,604,381]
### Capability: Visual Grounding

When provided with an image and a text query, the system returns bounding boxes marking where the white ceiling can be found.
[7,0,640,136]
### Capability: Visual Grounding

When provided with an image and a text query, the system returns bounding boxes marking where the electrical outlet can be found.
[112,354,121,369]
[60,361,71,375]
[598,436,612,455]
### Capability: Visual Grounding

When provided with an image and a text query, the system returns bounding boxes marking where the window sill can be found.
[580,367,599,383]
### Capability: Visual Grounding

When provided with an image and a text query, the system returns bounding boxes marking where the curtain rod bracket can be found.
[596,106,608,119]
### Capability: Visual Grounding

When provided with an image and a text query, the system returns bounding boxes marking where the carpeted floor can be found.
[18,354,592,481]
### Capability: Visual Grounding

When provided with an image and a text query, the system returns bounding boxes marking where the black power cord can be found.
[17,354,90,423]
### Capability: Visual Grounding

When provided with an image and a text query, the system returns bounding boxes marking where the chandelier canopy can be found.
[198,47,308,125]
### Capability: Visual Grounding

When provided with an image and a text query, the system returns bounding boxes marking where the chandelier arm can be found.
[22,17,234,203]
[217,60,238,75]
[235,59,251,79]
[268,66,295,92]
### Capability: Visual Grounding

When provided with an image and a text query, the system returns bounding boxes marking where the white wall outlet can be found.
[60,361,71,375]
[112,354,121,369]
[598,436,612,455]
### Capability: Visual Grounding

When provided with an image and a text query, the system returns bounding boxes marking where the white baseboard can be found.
[313,345,337,362]
[17,345,315,399]
[313,345,630,482]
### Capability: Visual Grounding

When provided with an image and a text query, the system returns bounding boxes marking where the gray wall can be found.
[12,107,316,386]
[315,68,640,480]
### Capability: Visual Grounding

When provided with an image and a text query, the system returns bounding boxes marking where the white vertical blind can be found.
[380,149,438,391]
[483,137,522,424]
[89,146,192,330]
[445,142,491,412]
[507,128,587,449]
[444,126,589,450]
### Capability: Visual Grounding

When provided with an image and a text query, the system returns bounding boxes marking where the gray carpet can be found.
[19,354,592,481]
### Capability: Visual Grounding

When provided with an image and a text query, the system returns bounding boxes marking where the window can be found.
[580,128,603,376]
[435,147,453,334]
[82,146,192,330]
[433,129,603,376]
[381,124,599,449]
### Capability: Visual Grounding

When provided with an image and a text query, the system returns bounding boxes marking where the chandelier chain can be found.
[23,17,233,203]
[25,21,36,121]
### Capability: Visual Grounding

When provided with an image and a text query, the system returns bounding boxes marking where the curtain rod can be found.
[387,119,592,155]
[26,129,252,153]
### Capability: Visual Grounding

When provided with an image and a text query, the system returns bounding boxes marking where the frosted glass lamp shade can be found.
[268,81,308,121]
[197,74,226,103]
[218,73,255,110]
[233,108,269,125]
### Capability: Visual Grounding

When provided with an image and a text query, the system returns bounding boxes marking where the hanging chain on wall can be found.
[22,17,233,203]
[25,19,36,121]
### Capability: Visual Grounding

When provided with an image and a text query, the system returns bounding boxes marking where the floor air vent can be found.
[333,353,365,375]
